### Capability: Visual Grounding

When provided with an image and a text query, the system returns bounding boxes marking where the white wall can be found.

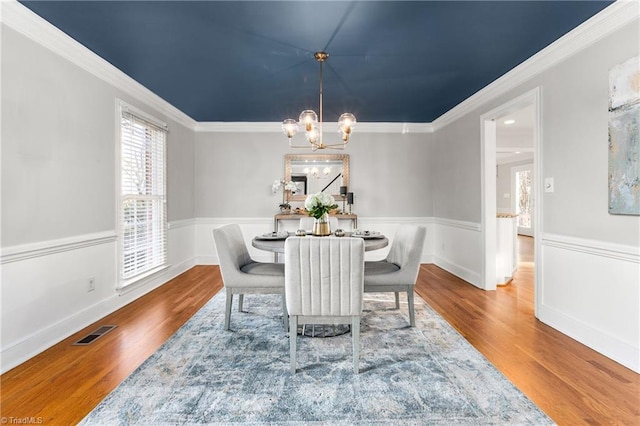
[2,0,638,376]
[0,14,197,373]
[193,130,436,265]
[533,19,639,372]
[194,131,434,218]
[432,14,640,372]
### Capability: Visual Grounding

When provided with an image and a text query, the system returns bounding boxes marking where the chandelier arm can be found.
[289,140,316,149]
[319,142,347,149]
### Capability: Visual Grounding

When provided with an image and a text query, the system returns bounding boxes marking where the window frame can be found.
[116,100,168,290]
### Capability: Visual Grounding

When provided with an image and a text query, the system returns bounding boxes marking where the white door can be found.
[511,164,534,236]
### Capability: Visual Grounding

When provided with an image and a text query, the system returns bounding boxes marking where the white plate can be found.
[352,231,383,239]
[256,231,289,240]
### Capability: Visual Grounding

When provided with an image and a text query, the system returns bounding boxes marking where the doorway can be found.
[480,88,541,315]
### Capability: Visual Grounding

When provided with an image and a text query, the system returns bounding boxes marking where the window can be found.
[119,103,167,287]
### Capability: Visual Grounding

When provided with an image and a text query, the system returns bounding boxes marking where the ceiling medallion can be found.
[282,51,356,151]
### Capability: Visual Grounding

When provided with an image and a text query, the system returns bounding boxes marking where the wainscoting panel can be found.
[432,218,483,288]
[539,234,640,373]
[0,223,195,374]
[1,236,118,374]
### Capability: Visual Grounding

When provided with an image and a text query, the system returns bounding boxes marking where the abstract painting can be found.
[609,56,639,215]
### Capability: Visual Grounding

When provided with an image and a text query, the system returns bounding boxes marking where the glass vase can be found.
[312,212,331,236]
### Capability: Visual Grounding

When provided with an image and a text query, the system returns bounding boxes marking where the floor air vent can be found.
[73,325,117,345]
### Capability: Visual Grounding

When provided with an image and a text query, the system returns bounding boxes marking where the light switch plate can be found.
[544,177,554,193]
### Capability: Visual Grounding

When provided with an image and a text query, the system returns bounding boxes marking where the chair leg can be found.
[282,293,289,333]
[289,316,298,373]
[224,291,233,331]
[394,292,400,309]
[238,294,244,312]
[352,316,360,374]
[407,287,415,327]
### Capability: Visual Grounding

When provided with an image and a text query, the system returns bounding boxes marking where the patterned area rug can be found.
[81,290,553,425]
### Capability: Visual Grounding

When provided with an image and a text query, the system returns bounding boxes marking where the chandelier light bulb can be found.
[299,110,318,132]
[281,119,298,139]
[306,126,320,144]
[338,113,356,132]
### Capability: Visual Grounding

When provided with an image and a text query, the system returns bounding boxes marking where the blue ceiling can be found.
[20,1,612,123]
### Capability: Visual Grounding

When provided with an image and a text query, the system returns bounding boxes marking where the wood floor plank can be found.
[415,237,639,425]
[1,265,221,423]
[1,243,638,425]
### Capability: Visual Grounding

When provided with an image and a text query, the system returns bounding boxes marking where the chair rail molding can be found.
[431,217,481,232]
[1,231,117,264]
[541,233,640,263]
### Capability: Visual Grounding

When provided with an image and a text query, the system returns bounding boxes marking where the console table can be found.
[274,213,358,232]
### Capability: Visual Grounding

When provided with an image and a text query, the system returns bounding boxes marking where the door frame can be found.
[480,87,541,316]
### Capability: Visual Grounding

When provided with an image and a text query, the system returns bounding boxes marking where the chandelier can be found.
[282,51,356,151]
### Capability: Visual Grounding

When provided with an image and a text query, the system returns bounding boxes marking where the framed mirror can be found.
[285,154,349,202]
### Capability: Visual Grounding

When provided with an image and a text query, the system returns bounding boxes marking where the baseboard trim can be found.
[433,255,482,288]
[538,303,639,374]
[0,257,195,374]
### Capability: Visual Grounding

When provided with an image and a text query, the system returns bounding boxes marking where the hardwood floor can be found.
[415,236,639,425]
[0,266,222,425]
[2,242,638,424]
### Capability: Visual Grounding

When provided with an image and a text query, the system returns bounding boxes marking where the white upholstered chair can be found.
[298,216,340,231]
[212,224,287,331]
[285,236,365,373]
[363,225,426,327]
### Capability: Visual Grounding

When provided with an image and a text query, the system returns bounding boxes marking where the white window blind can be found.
[120,107,167,284]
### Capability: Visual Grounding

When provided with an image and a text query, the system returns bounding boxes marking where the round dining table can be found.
[252,232,389,253]
[251,231,389,338]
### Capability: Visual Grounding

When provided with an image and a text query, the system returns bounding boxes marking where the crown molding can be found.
[195,121,434,133]
[1,0,197,130]
[432,0,639,131]
[2,0,636,135]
